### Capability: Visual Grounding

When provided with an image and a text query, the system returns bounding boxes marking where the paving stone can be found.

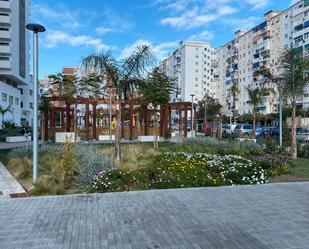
[0,183,309,248]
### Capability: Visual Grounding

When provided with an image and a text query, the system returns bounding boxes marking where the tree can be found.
[48,72,79,137]
[246,86,274,136]
[230,83,240,122]
[81,46,156,162]
[48,73,78,99]
[197,94,222,121]
[277,47,309,159]
[140,69,174,148]
[258,48,309,158]
[78,73,103,99]
[0,104,12,129]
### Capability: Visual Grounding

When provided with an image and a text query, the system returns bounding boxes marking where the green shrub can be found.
[74,145,114,190]
[92,169,149,193]
[298,144,309,158]
[251,154,291,177]
[92,152,268,193]
[56,141,76,187]
[29,175,64,196]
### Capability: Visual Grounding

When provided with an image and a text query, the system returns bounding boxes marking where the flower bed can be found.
[92,152,268,193]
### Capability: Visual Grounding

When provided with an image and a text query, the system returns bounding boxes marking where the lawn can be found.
[0,139,308,196]
[270,158,309,183]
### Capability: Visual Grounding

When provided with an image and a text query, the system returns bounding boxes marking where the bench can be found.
[6,136,32,143]
[138,136,160,142]
[98,135,115,141]
[55,132,78,143]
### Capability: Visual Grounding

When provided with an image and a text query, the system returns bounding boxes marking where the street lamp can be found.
[108,83,113,143]
[190,94,195,138]
[26,23,46,182]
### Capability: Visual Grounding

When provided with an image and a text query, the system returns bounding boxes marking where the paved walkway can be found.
[0,141,34,150]
[0,183,309,249]
[0,162,26,198]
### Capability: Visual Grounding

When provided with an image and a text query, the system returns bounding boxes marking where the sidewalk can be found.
[0,162,26,198]
[0,141,34,150]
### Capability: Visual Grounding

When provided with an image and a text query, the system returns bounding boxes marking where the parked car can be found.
[234,124,253,137]
[255,127,265,137]
[297,128,309,143]
[225,124,238,135]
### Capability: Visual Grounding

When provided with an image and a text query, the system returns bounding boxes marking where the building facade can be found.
[160,0,309,118]
[0,0,33,128]
[159,41,217,103]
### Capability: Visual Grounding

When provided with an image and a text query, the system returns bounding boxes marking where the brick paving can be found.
[0,183,309,249]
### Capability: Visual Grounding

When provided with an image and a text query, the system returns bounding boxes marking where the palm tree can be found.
[48,73,78,99]
[0,104,12,129]
[78,73,103,99]
[277,47,309,159]
[81,46,156,162]
[140,69,174,148]
[246,86,274,136]
[230,83,240,123]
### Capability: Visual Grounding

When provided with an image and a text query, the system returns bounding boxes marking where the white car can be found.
[297,128,309,143]
[225,124,238,135]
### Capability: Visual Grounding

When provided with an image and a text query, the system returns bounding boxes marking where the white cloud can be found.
[188,31,214,41]
[119,39,178,60]
[31,4,81,29]
[241,0,271,10]
[158,0,272,29]
[221,16,262,30]
[96,27,112,35]
[44,31,110,51]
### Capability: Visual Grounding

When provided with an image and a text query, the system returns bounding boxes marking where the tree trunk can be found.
[114,99,121,162]
[291,104,297,159]
[253,110,256,138]
[41,115,45,149]
[153,112,159,149]
[233,94,236,123]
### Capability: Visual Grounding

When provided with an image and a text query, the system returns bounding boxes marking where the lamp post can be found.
[279,88,283,147]
[108,84,113,143]
[26,23,46,182]
[190,94,195,138]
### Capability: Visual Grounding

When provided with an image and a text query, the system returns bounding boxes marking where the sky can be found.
[30,0,297,79]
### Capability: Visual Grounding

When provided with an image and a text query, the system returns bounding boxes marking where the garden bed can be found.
[0,138,307,196]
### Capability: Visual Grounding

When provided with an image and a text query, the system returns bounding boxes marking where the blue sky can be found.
[30,0,296,78]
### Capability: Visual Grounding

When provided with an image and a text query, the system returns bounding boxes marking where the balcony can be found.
[0,15,9,24]
[0,0,10,10]
[0,59,10,69]
[0,30,10,39]
[0,45,10,54]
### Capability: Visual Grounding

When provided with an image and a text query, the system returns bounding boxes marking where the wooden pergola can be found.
[42,97,197,141]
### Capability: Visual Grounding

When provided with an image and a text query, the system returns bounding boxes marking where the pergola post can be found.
[129,101,134,140]
[85,103,90,141]
[160,106,164,137]
[92,103,97,140]
[121,103,125,139]
[44,111,48,141]
[168,107,172,138]
[145,109,150,136]
[66,103,71,132]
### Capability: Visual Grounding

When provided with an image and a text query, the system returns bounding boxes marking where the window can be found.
[29,89,33,96]
[29,102,33,109]
[19,88,23,95]
[20,102,23,108]
[15,97,19,105]
[9,95,13,104]
[2,93,7,102]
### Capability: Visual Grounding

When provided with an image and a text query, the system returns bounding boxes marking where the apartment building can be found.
[216,1,309,117]
[159,41,217,103]
[0,0,33,128]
